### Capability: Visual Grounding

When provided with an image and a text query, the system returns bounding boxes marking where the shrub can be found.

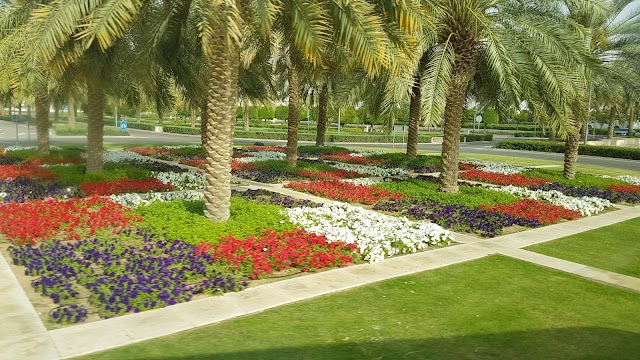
[495,140,640,160]
[124,122,156,131]
[285,180,405,205]
[53,124,129,136]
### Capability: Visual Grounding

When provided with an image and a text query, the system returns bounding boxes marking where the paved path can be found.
[0,166,639,359]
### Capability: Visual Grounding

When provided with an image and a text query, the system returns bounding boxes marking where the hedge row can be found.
[52,124,129,136]
[495,140,640,160]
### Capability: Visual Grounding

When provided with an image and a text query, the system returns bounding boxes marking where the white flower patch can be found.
[102,150,150,163]
[491,185,613,216]
[286,202,453,262]
[153,171,206,190]
[108,190,204,208]
[600,175,640,186]
[235,151,286,163]
[340,178,384,186]
[329,162,408,177]
[464,160,528,175]
[162,145,201,150]
[349,149,385,157]
[3,145,61,152]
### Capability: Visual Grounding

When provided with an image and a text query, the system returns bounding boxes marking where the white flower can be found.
[340,178,383,186]
[101,150,149,163]
[235,151,286,163]
[153,170,206,190]
[286,202,453,262]
[108,190,204,208]
[464,160,528,175]
[491,185,613,216]
[162,145,201,150]
[348,149,385,157]
[600,174,640,185]
[3,145,61,153]
[329,162,407,177]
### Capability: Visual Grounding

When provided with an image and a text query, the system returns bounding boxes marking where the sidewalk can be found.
[0,182,638,359]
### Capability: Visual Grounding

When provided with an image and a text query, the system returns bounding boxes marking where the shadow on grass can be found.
[100,327,640,360]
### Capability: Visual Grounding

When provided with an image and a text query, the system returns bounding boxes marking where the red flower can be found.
[0,164,57,181]
[479,199,581,225]
[128,147,175,156]
[297,169,364,180]
[607,184,640,194]
[196,228,360,278]
[0,196,141,244]
[322,153,383,165]
[460,169,551,187]
[284,180,404,205]
[247,146,286,153]
[79,178,173,196]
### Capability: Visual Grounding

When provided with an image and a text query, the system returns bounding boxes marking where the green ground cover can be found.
[376,178,518,208]
[80,255,640,360]
[526,217,640,277]
[7,147,84,160]
[521,169,627,188]
[48,163,153,185]
[136,198,294,245]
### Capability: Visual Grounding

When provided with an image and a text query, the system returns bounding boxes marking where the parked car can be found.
[613,128,635,136]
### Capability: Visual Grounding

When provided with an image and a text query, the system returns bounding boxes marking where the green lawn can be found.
[527,217,640,277]
[80,255,640,360]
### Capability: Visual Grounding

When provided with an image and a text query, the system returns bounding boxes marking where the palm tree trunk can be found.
[229,61,239,148]
[202,36,236,223]
[53,102,60,123]
[286,66,301,167]
[86,77,106,173]
[68,98,76,125]
[439,55,477,193]
[607,105,616,139]
[563,121,580,179]
[628,103,635,137]
[243,99,250,131]
[315,82,329,146]
[200,102,208,146]
[35,91,50,154]
[406,73,421,157]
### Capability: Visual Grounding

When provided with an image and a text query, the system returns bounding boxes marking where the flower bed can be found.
[463,160,528,174]
[493,185,614,216]
[154,171,205,190]
[0,179,76,203]
[128,147,174,156]
[322,153,383,165]
[108,190,204,208]
[373,199,541,237]
[0,196,140,244]
[8,230,246,323]
[285,180,404,205]
[247,145,286,153]
[179,159,206,169]
[286,203,453,262]
[0,164,57,181]
[232,168,295,183]
[459,169,551,187]
[530,183,640,204]
[79,178,173,196]
[197,229,359,279]
[479,199,581,225]
[102,150,150,163]
[297,169,363,180]
[606,184,640,194]
[231,189,322,208]
[0,154,23,165]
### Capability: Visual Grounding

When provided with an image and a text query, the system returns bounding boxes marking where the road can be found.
[1,120,637,172]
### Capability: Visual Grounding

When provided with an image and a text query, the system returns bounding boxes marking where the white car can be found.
[614,128,635,136]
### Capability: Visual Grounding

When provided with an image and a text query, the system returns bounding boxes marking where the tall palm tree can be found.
[419,0,603,192]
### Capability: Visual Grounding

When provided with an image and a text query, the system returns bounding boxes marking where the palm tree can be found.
[418,0,603,192]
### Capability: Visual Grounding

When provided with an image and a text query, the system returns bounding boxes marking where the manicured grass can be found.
[527,217,640,277]
[376,178,519,208]
[80,255,640,360]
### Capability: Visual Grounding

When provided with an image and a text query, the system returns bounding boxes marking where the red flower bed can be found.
[479,199,581,225]
[322,153,383,165]
[297,169,363,180]
[79,178,173,196]
[247,145,286,153]
[460,169,551,187]
[27,157,83,165]
[128,147,174,156]
[0,196,141,244]
[0,164,57,181]
[459,163,480,170]
[607,184,640,194]
[179,159,206,169]
[231,160,259,171]
[196,229,359,279]
[284,180,404,205]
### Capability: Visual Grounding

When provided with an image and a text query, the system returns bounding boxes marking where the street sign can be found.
[120,120,128,131]
[475,115,482,123]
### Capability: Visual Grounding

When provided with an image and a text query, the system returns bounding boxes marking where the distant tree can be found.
[483,108,499,125]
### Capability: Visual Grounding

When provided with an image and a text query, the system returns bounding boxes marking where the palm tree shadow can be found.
[120,327,640,360]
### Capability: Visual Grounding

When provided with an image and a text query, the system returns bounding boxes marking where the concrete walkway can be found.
[1,179,639,359]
